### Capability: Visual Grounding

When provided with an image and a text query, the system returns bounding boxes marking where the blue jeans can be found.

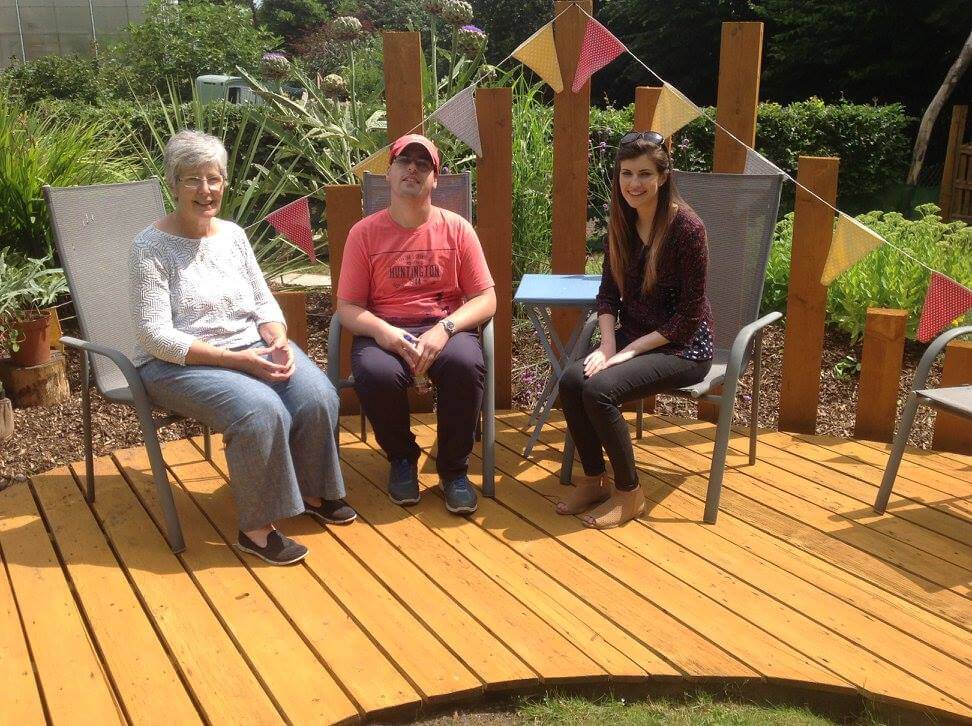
[139,342,345,531]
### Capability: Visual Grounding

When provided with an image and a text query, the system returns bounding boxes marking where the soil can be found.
[0,290,944,491]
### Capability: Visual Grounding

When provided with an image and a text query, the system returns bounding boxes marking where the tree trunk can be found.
[907,28,972,185]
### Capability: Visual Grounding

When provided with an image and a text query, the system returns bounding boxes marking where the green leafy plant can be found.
[0,249,68,352]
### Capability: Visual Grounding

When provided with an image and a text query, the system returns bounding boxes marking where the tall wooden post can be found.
[476,87,513,409]
[383,32,424,139]
[932,340,972,453]
[698,21,763,422]
[778,157,839,433]
[273,291,308,350]
[854,308,907,442]
[551,1,591,344]
[939,105,967,223]
[325,184,363,413]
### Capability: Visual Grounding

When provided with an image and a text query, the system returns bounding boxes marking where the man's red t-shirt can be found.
[337,207,494,324]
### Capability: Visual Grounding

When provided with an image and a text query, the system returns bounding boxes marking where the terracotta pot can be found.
[10,311,52,367]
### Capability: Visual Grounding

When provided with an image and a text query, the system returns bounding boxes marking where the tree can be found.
[257,0,334,45]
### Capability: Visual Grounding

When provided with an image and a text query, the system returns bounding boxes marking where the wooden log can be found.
[325,184,363,414]
[854,309,907,442]
[273,291,308,351]
[939,105,967,223]
[0,353,69,408]
[383,32,424,139]
[931,339,972,454]
[476,87,513,409]
[0,397,12,440]
[700,21,763,423]
[778,157,839,434]
[551,1,592,346]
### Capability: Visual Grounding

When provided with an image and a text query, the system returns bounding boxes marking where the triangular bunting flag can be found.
[650,83,701,138]
[571,18,625,93]
[266,197,316,263]
[820,213,885,286]
[512,22,563,93]
[744,148,784,176]
[431,85,482,157]
[917,272,972,342]
[351,149,390,180]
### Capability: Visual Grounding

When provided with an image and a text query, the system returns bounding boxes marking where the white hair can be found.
[163,130,228,189]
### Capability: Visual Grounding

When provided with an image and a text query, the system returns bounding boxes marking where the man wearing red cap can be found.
[336,134,496,514]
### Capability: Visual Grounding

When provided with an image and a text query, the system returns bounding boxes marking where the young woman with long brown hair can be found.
[556,132,713,528]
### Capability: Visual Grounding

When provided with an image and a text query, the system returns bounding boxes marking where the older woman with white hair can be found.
[131,129,354,566]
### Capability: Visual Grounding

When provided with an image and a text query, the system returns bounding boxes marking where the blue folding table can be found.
[513,273,602,457]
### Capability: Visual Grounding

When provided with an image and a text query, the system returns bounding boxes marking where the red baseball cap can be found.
[388,133,441,174]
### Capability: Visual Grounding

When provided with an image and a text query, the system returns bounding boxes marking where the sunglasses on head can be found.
[619,131,665,147]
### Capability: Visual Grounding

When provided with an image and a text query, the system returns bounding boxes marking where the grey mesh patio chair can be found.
[327,171,496,496]
[44,179,212,554]
[875,324,972,514]
[560,171,784,524]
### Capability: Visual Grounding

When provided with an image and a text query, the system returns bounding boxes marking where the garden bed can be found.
[0,291,943,492]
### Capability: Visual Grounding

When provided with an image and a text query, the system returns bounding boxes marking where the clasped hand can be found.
[237,337,294,382]
[377,324,449,375]
[583,343,636,377]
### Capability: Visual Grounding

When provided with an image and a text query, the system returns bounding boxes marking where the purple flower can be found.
[597,141,608,151]
[461,24,484,34]
[441,165,451,174]
[263,51,287,61]
[679,138,691,149]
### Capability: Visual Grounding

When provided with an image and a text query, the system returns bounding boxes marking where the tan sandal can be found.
[555,474,610,515]
[582,487,646,529]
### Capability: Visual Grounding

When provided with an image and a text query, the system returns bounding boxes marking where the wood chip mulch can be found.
[0,291,944,492]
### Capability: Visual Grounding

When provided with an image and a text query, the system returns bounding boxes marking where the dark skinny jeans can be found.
[560,343,711,491]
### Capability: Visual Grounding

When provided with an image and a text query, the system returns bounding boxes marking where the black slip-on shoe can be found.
[236,530,308,565]
[304,499,357,525]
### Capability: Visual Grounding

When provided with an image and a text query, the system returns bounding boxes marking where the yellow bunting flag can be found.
[351,149,390,181]
[512,23,564,93]
[820,213,885,286]
[651,83,701,138]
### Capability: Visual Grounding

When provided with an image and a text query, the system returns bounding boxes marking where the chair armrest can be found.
[912,325,972,392]
[60,336,153,407]
[326,312,343,390]
[480,316,494,354]
[725,311,782,386]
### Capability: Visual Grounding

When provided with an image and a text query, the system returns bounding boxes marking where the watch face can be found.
[442,319,456,335]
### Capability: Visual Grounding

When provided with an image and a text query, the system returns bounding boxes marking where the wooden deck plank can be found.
[160,439,423,718]
[29,469,202,725]
[0,493,47,725]
[624,416,972,606]
[332,425,613,685]
[856,437,972,481]
[71,456,283,725]
[342,429,658,682]
[514,413,972,636]
[660,417,972,569]
[185,435,523,700]
[497,421,972,714]
[0,479,124,724]
[112,445,360,725]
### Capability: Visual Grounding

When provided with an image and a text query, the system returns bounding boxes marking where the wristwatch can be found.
[439,318,457,337]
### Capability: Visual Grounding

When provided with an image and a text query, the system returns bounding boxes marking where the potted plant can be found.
[0,249,68,368]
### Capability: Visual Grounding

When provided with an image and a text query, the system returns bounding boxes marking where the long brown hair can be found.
[606,137,685,296]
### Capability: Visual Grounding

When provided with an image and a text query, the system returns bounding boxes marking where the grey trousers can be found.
[139,342,345,531]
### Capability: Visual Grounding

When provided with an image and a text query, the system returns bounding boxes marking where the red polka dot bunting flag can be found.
[917,272,972,342]
[266,197,316,263]
[571,18,626,93]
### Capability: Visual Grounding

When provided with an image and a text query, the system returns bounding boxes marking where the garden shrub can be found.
[761,205,971,341]
[1,54,103,106]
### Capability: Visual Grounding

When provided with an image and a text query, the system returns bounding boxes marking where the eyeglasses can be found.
[179,175,224,191]
[392,155,434,174]
[619,131,665,147]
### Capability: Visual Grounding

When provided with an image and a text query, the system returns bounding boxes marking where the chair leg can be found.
[636,399,644,439]
[704,399,734,525]
[560,433,574,484]
[875,393,920,514]
[81,352,95,503]
[203,426,212,461]
[749,331,763,466]
[142,425,186,553]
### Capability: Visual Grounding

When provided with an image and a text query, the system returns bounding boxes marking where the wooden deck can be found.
[2,411,970,725]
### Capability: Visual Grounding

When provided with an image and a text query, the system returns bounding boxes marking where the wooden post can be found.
[383,32,424,139]
[854,308,907,442]
[712,22,764,174]
[325,184,363,414]
[698,21,763,423]
[931,339,972,454]
[476,87,513,409]
[272,291,308,350]
[551,1,591,344]
[778,156,840,433]
[939,105,967,222]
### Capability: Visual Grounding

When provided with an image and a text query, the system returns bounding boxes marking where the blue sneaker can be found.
[388,458,420,505]
[442,475,478,514]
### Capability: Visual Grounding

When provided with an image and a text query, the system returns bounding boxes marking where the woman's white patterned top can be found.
[129,221,285,366]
